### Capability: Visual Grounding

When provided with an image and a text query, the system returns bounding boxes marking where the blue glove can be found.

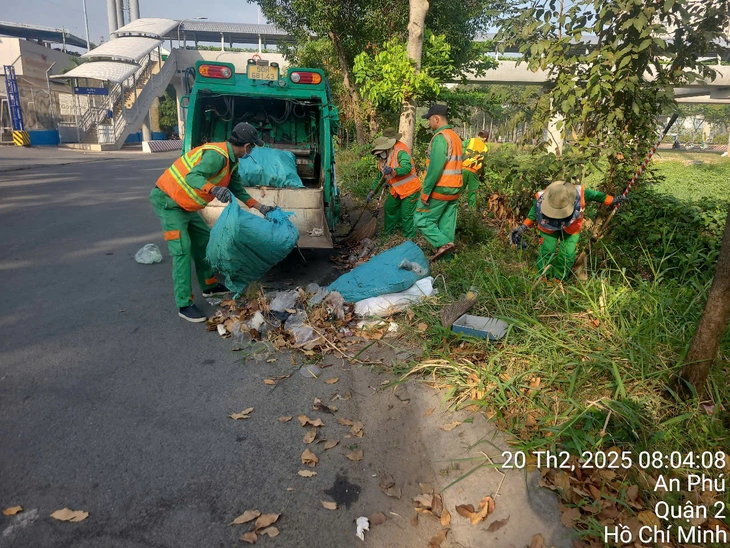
[612,195,628,207]
[382,165,395,177]
[211,186,231,203]
[259,204,276,216]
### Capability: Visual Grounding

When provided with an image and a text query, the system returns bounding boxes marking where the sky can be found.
[3,0,266,48]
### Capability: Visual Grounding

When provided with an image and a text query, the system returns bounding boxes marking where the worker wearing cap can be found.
[150,122,276,322]
[367,129,420,238]
[414,104,463,260]
[462,130,489,209]
[509,181,627,280]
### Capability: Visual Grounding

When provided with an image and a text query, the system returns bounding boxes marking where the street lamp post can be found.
[177,17,208,50]
[82,0,91,51]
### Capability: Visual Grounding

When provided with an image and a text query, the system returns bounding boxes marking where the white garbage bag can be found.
[354,277,435,318]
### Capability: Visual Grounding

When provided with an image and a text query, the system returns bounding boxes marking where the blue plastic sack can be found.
[206,200,299,297]
[328,241,430,302]
[239,147,305,188]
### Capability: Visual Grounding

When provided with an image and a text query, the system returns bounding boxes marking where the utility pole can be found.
[82,0,91,51]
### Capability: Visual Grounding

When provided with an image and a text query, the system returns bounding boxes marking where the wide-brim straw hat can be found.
[382,127,403,140]
[541,180,577,219]
[371,136,396,153]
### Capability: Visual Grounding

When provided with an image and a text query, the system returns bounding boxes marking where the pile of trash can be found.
[207,242,438,355]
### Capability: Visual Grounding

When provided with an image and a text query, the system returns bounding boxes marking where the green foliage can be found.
[353,32,450,113]
[158,86,178,136]
[497,0,730,192]
[335,145,377,199]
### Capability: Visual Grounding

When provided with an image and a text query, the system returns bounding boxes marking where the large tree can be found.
[497,0,730,194]
[679,206,730,398]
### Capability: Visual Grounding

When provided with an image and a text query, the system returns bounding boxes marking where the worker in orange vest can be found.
[150,122,275,322]
[367,129,421,238]
[414,104,464,260]
[462,130,489,209]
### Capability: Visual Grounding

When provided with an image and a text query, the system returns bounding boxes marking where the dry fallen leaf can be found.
[455,504,475,519]
[431,494,444,518]
[324,439,339,450]
[298,415,324,427]
[417,323,428,332]
[230,509,261,525]
[303,428,318,444]
[241,531,257,544]
[278,416,293,422]
[530,533,545,548]
[486,515,510,532]
[263,379,276,386]
[350,421,364,437]
[2,506,22,516]
[297,470,317,478]
[313,398,337,415]
[638,510,661,528]
[321,500,338,510]
[440,421,462,432]
[428,528,450,548]
[301,449,318,467]
[254,513,280,531]
[50,508,89,522]
[346,449,364,461]
[266,358,277,363]
[369,512,387,526]
[325,377,339,384]
[413,494,434,509]
[470,496,495,525]
[411,513,419,527]
[259,526,279,537]
[441,509,451,526]
[560,505,581,528]
[230,407,254,420]
[337,418,354,427]
[424,407,435,417]
[419,483,434,495]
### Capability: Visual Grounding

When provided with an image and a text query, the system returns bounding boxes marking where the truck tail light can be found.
[198,65,232,79]
[290,71,322,85]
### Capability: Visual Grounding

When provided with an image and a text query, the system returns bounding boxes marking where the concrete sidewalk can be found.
[0,146,174,173]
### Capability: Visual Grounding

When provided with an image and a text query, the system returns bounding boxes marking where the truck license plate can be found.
[247,65,279,81]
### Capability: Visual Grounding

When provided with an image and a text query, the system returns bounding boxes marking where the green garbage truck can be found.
[183,58,340,248]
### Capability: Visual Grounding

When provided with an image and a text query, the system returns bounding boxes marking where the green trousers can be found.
[537,230,580,280]
[463,170,480,209]
[383,191,418,238]
[150,188,218,308]
[414,196,459,249]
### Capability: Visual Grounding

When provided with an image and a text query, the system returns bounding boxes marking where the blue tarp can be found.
[328,241,430,302]
[206,200,299,297]
[239,147,305,188]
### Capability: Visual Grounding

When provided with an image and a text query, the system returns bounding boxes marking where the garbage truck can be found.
[182,57,340,248]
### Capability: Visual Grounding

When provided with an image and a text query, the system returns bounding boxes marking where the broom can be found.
[343,183,385,245]
[440,290,478,329]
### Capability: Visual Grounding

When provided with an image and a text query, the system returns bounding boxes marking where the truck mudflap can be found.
[198,187,334,249]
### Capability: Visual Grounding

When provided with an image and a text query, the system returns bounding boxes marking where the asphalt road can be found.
[0,152,437,548]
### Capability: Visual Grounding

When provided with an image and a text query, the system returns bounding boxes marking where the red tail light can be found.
[289,71,322,85]
[198,64,232,79]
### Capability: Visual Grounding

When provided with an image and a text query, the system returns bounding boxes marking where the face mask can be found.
[240,145,253,159]
[378,151,387,159]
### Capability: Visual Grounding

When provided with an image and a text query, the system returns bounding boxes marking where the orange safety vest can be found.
[535,185,586,235]
[425,128,463,201]
[385,141,420,198]
[156,142,233,211]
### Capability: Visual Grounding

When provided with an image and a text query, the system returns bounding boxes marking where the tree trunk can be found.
[329,30,366,146]
[679,206,730,398]
[398,0,429,152]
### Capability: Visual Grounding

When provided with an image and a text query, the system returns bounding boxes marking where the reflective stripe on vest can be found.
[463,137,487,173]
[535,185,586,235]
[386,141,421,197]
[156,143,232,211]
[426,128,463,189]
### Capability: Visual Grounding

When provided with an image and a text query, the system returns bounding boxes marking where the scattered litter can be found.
[354,277,436,317]
[355,516,370,541]
[452,315,508,341]
[50,508,88,522]
[206,298,223,306]
[248,311,266,331]
[300,364,322,378]
[321,500,337,510]
[322,291,346,322]
[270,290,299,314]
[309,228,324,237]
[134,244,162,264]
[217,324,227,337]
[284,310,307,330]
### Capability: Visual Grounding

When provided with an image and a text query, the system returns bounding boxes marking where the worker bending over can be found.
[510,180,627,280]
[367,129,420,238]
[462,130,489,209]
[150,122,274,322]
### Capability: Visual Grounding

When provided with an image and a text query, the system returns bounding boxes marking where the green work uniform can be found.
[371,149,418,238]
[525,188,609,280]
[462,138,487,209]
[414,124,460,249]
[150,143,255,308]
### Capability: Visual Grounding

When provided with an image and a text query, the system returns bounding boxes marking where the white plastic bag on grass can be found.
[354,277,435,318]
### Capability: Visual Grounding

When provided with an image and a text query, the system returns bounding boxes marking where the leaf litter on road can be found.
[440,421,462,432]
[278,416,293,422]
[230,407,254,420]
[379,474,402,499]
[303,428,318,444]
[325,377,339,384]
[297,470,317,478]
[321,500,338,510]
[230,509,261,525]
[2,506,22,516]
[50,508,88,522]
[301,448,318,467]
[298,415,324,427]
[323,439,339,450]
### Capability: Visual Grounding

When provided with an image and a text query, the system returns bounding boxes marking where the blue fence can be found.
[28,130,60,146]
[125,131,168,143]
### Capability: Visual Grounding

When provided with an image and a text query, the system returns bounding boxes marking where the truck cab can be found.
[183,58,340,248]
